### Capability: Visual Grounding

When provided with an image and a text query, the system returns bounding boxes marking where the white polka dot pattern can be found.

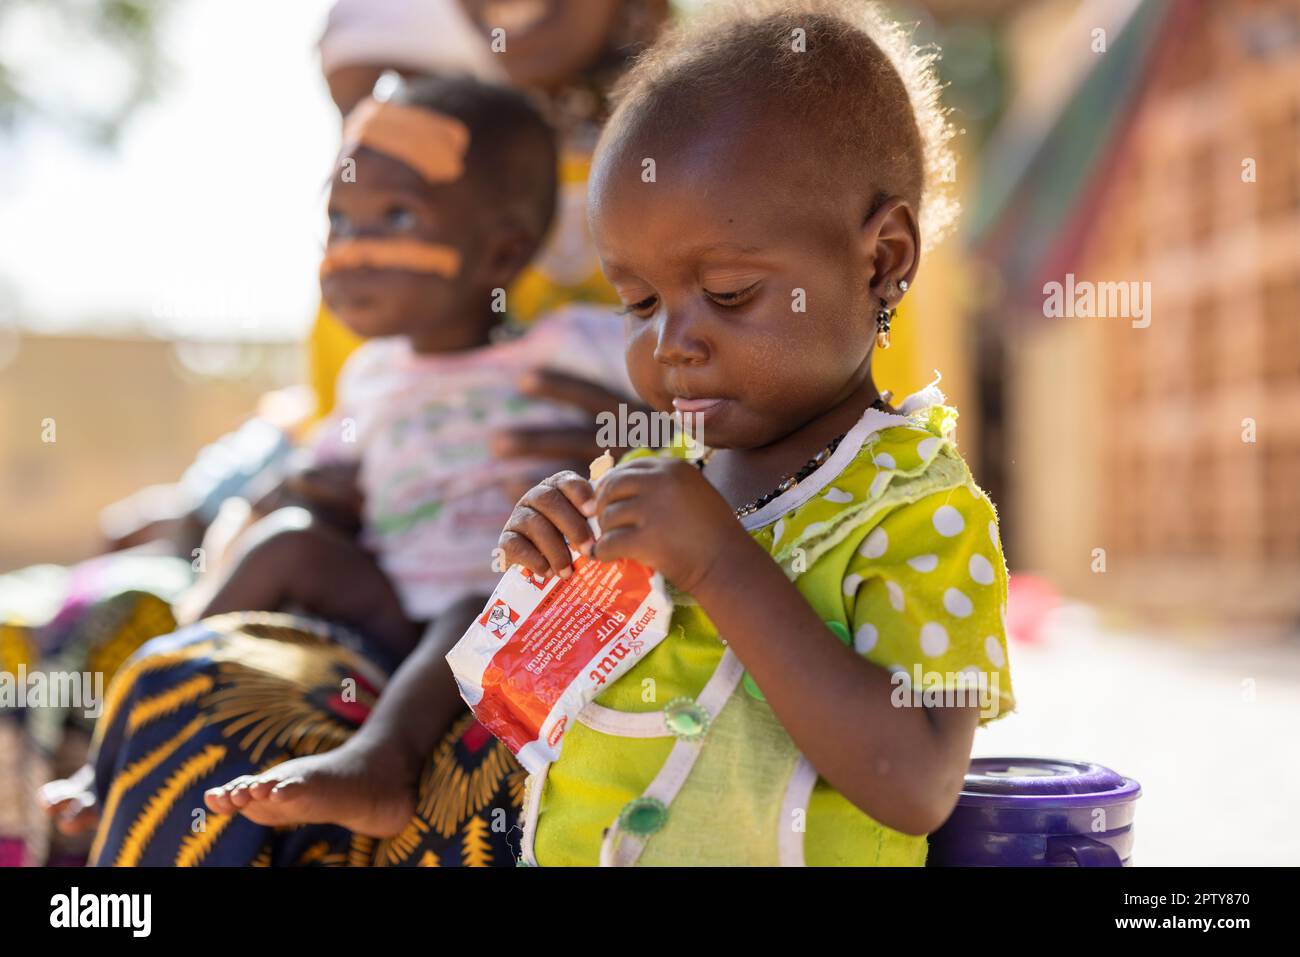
[855,623,878,654]
[859,527,888,559]
[969,553,995,585]
[943,587,973,618]
[837,482,1013,726]
[907,553,939,573]
[984,635,1005,668]
[933,505,965,537]
[920,622,949,657]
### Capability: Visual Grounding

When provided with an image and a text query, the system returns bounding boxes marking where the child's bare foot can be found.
[38,764,101,836]
[203,741,417,838]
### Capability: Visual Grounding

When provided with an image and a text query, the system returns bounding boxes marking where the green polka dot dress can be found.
[528,396,1015,867]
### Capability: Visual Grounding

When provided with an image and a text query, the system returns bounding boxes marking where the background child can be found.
[497,0,1015,866]
[56,74,629,865]
[192,74,630,836]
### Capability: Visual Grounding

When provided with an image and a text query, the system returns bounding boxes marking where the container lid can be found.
[958,757,1140,807]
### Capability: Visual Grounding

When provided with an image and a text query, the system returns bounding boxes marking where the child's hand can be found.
[285,462,363,511]
[584,457,748,594]
[498,471,597,579]
[252,461,363,532]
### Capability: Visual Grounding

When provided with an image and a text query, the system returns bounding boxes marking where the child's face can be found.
[589,109,882,450]
[322,146,487,345]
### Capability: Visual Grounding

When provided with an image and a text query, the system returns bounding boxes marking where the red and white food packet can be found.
[446,453,673,773]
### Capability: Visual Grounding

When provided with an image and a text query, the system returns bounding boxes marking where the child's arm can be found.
[686,532,980,835]
[500,459,981,836]
[345,592,488,778]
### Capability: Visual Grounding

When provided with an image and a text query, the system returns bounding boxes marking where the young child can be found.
[496,0,1016,866]
[195,74,629,836]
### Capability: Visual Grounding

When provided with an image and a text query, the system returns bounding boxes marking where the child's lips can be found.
[671,396,725,414]
[671,396,732,434]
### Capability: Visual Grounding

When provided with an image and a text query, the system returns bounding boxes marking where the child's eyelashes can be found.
[619,294,659,318]
[704,281,759,308]
[618,282,759,318]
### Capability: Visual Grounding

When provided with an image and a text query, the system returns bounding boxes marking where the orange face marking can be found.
[318,238,462,279]
[339,99,470,185]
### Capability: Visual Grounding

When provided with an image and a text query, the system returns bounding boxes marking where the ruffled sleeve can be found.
[840,481,1015,726]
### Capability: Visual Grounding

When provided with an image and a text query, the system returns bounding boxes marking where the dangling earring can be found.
[875,297,895,350]
[875,279,907,350]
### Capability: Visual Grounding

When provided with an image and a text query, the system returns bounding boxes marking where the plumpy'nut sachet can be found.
[447,447,671,772]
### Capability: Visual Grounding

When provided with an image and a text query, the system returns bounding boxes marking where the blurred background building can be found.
[972,0,1300,631]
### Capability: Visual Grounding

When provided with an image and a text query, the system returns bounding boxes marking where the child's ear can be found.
[859,197,920,305]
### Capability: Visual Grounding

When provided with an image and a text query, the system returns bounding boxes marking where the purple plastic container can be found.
[927,758,1141,867]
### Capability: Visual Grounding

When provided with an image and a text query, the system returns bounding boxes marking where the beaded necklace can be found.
[695,396,893,519]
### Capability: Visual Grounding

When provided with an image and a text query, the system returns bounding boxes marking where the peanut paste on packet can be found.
[446,452,672,773]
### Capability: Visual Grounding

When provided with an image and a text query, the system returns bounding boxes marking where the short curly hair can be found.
[609,0,958,247]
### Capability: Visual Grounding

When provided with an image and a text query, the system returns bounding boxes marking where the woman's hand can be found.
[251,461,363,533]
[490,370,649,503]
[588,457,750,594]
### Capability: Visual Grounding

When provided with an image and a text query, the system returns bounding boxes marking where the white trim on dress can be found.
[740,406,920,532]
